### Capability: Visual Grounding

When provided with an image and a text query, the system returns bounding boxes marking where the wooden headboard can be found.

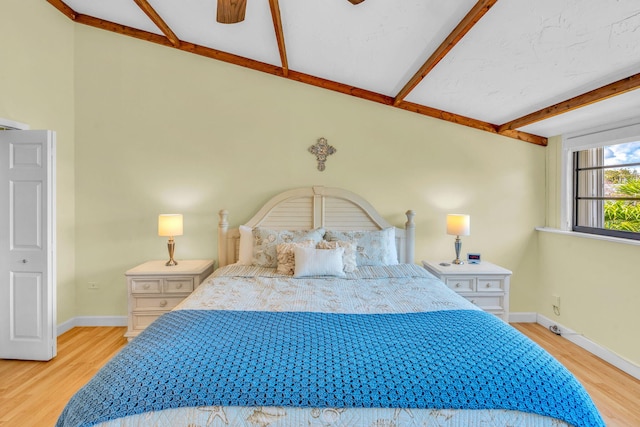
[218,186,415,267]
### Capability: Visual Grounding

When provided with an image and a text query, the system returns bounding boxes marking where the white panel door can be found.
[0,130,56,361]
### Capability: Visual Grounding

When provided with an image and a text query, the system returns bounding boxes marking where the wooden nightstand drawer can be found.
[164,277,194,293]
[466,295,503,311]
[133,296,185,311]
[444,277,474,292]
[421,260,512,322]
[476,277,506,292]
[131,312,163,331]
[125,260,215,341]
[131,278,162,294]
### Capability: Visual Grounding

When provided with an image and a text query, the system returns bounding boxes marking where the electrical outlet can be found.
[88,282,99,290]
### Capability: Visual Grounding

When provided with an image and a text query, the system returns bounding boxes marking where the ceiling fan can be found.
[216,0,365,24]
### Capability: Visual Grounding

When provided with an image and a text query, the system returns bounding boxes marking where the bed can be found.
[56,186,604,427]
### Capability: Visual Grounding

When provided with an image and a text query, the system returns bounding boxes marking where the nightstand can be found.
[124,259,215,341]
[422,260,511,322]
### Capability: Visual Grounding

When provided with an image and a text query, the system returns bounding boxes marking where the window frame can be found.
[561,119,640,241]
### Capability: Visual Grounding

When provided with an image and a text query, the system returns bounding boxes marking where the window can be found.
[573,142,640,240]
[564,121,640,241]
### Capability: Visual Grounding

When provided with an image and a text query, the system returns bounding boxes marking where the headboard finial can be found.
[405,210,416,263]
[218,210,229,267]
[219,209,229,227]
[405,210,416,226]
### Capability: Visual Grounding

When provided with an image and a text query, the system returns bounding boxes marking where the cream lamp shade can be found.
[446,214,470,265]
[158,214,183,237]
[446,214,470,236]
[158,214,183,266]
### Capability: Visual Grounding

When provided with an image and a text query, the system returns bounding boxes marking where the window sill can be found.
[536,227,640,246]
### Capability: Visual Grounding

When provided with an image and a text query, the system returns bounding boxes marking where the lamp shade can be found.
[158,214,183,237]
[446,214,470,236]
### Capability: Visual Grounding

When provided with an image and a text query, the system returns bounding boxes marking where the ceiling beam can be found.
[45,2,546,147]
[397,101,547,146]
[75,14,172,44]
[268,0,289,77]
[397,101,497,134]
[278,72,546,145]
[497,129,548,146]
[74,14,283,75]
[287,71,394,106]
[499,73,640,132]
[393,0,498,106]
[133,0,180,47]
[46,0,77,20]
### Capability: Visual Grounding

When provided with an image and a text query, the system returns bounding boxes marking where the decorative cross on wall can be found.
[308,137,336,172]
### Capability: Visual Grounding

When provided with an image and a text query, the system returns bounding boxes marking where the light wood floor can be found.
[512,323,640,427]
[0,323,638,426]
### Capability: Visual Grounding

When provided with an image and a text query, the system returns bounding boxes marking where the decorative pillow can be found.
[293,246,346,278]
[276,240,316,275]
[317,240,358,273]
[324,228,398,266]
[252,227,325,268]
[237,225,254,265]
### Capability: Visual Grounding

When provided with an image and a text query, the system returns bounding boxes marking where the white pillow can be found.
[316,240,358,273]
[237,225,253,265]
[293,246,346,278]
[276,240,315,275]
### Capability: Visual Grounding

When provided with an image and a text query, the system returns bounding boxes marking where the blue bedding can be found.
[56,309,604,427]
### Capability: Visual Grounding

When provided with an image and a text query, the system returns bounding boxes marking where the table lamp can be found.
[446,214,470,265]
[158,214,183,266]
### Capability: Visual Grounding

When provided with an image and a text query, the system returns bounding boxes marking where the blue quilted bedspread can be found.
[56,309,604,427]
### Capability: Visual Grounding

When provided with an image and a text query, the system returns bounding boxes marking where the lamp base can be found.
[452,235,464,265]
[166,238,178,267]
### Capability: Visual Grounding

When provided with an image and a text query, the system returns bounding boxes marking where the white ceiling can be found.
[55,0,640,142]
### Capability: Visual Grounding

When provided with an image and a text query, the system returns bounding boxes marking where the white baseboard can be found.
[57,316,127,336]
[533,313,640,380]
[508,312,537,323]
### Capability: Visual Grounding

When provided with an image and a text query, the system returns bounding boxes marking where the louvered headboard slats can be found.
[257,197,314,229]
[218,186,415,267]
[322,198,380,231]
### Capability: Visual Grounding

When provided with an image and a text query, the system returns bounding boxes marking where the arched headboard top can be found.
[218,186,415,267]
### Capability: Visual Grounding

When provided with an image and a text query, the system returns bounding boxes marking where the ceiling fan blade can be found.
[348,0,366,4]
[217,0,247,24]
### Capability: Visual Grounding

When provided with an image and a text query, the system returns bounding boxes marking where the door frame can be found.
[0,118,30,130]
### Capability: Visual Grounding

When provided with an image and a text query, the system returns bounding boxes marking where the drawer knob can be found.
[159,300,167,307]
[176,283,183,289]
[144,283,150,289]
[470,299,476,304]
[455,283,460,288]
[485,283,491,288]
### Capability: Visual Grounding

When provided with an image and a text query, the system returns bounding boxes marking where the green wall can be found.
[538,137,640,365]
[24,1,640,366]
[1,0,76,324]
[72,26,546,318]
[5,0,637,374]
